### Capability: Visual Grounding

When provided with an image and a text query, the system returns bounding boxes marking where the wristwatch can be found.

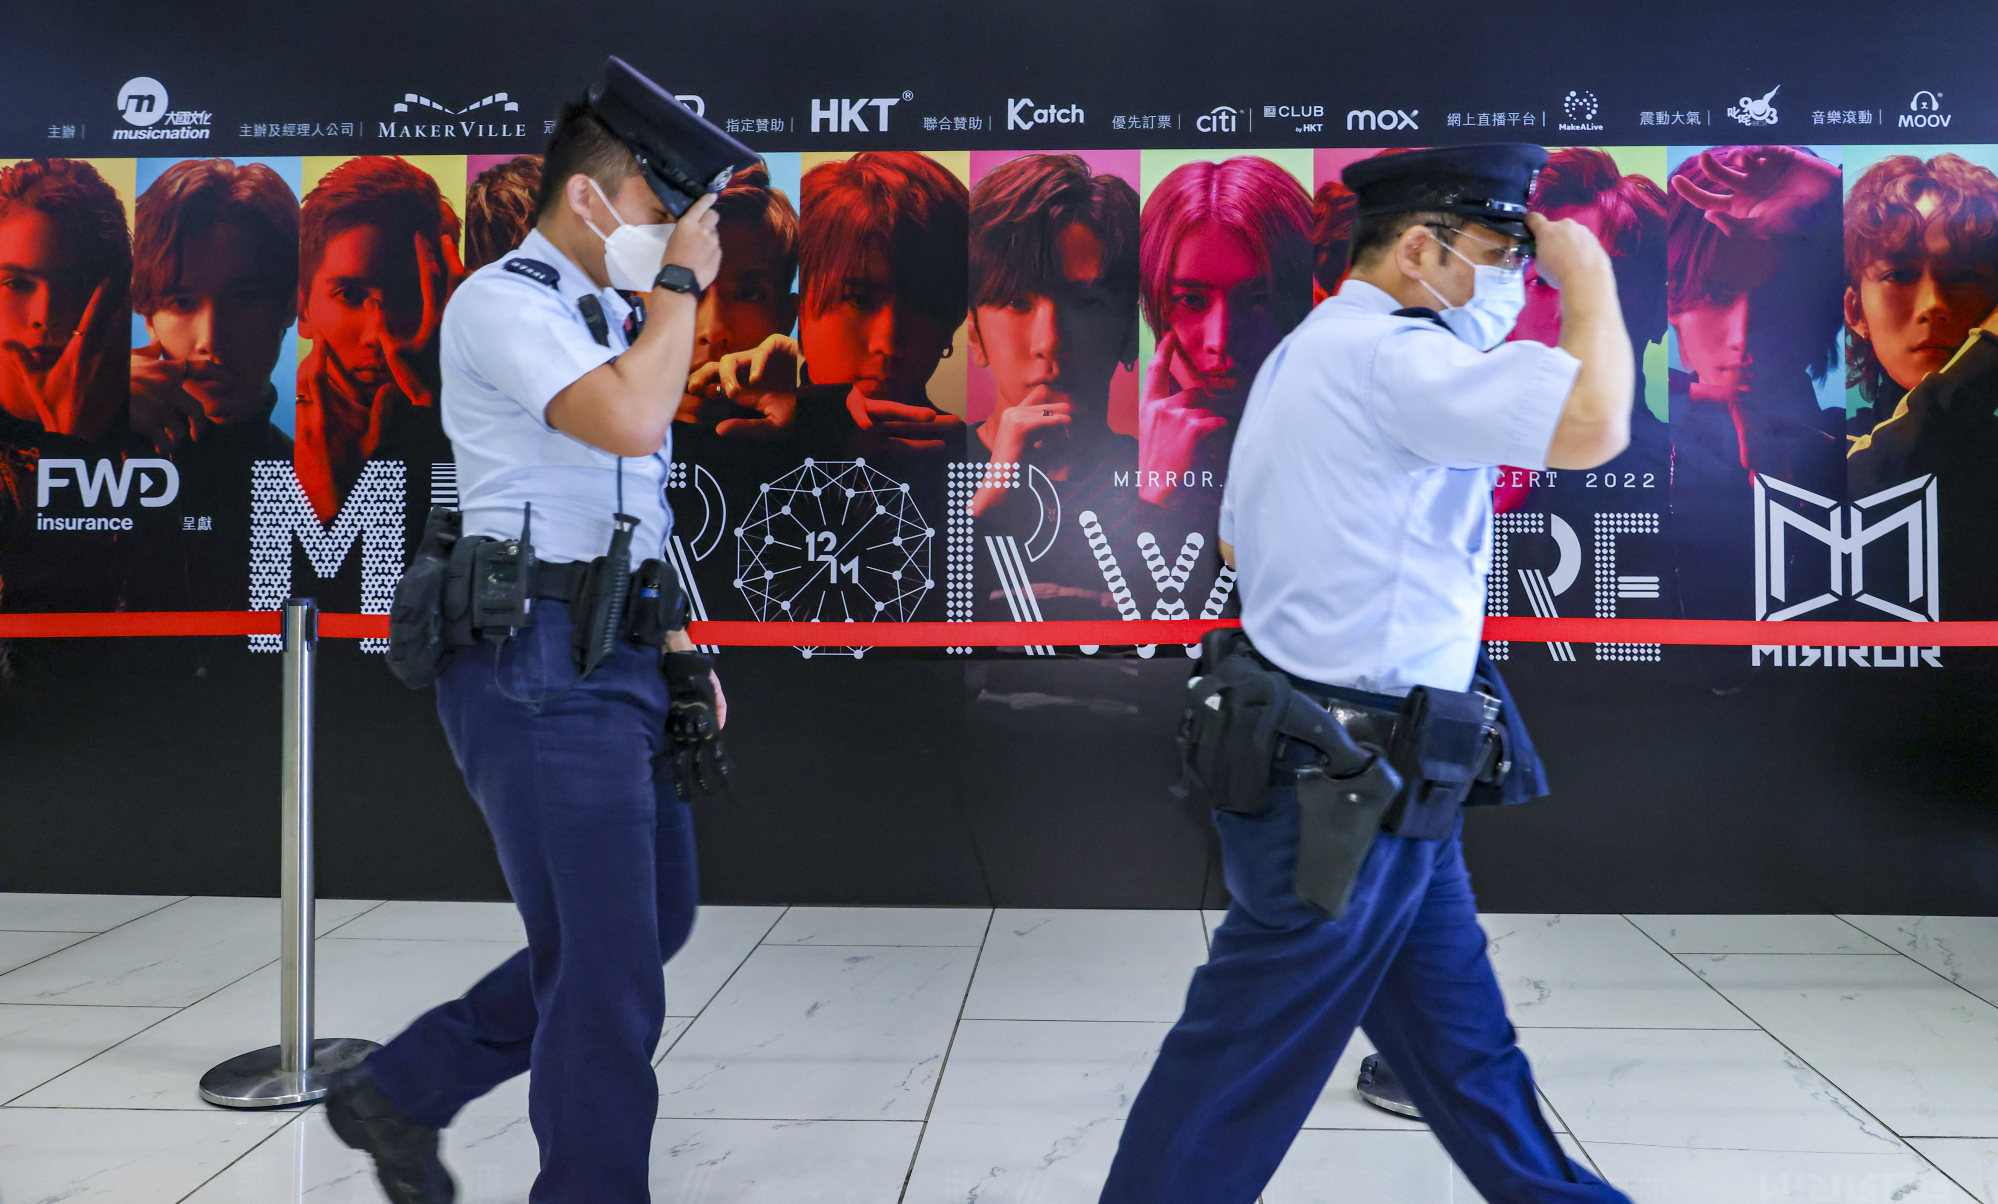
[653,263,700,295]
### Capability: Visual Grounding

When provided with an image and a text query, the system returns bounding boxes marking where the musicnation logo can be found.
[379,91,525,138]
[113,77,210,140]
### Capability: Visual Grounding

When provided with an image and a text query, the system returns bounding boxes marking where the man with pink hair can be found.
[1137,156,1313,511]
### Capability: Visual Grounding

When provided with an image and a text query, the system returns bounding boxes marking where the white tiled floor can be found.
[1,899,1996,1202]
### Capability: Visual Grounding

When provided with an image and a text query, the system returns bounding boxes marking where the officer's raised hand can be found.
[664,192,723,290]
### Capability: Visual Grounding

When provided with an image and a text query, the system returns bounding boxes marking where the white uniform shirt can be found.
[439,227,672,567]
[1219,280,1579,695]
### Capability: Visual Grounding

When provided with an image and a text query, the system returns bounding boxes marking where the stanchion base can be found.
[200,1037,380,1109]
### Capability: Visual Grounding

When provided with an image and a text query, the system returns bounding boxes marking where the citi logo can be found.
[38,458,180,509]
[1347,108,1419,132]
[810,94,910,133]
[1901,91,1950,128]
[1197,105,1247,134]
[1007,98,1084,131]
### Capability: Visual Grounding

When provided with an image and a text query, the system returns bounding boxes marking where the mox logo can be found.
[810,93,910,133]
[1008,98,1084,131]
[1347,107,1420,132]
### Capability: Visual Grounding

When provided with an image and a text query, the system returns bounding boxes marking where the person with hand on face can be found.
[293,155,463,523]
[1099,145,1634,1204]
[322,59,731,1204]
[1137,156,1313,511]
[674,164,799,444]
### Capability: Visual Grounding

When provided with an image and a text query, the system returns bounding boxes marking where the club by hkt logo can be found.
[380,90,525,138]
[113,77,210,140]
[1749,474,1946,670]
[1901,90,1950,129]
[1728,85,1781,127]
[810,93,911,133]
[1347,107,1419,132]
[1008,98,1085,131]
[35,458,179,530]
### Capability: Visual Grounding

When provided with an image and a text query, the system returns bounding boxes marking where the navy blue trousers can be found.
[367,603,699,1204]
[1101,749,1630,1203]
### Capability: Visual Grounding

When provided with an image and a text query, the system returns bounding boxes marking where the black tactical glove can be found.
[662,650,730,797]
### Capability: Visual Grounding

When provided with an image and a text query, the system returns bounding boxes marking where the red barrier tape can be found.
[0,612,1994,647]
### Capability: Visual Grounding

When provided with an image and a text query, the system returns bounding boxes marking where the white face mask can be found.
[583,177,674,292]
[1418,232,1527,351]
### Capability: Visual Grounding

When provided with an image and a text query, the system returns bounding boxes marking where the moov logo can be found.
[1008,98,1085,131]
[810,93,911,133]
[114,77,210,140]
[1901,90,1950,128]
[1197,105,1248,134]
[1347,107,1419,132]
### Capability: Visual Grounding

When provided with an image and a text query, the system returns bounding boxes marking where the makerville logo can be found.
[1901,90,1950,129]
[379,91,525,138]
[35,458,179,530]
[1728,85,1781,127]
[113,77,210,141]
[1008,98,1085,132]
[1557,89,1603,133]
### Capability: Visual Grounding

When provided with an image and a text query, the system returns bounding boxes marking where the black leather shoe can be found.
[1356,1053,1424,1119]
[325,1061,457,1204]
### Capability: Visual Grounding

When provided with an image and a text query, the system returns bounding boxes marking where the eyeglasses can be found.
[1427,223,1534,271]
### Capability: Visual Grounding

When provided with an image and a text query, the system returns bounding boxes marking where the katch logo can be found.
[1008,98,1085,131]
[1196,105,1250,134]
[381,90,526,138]
[1754,474,1939,622]
[1346,107,1419,132]
[113,77,210,141]
[810,93,911,134]
[1901,90,1950,129]
[1728,85,1781,127]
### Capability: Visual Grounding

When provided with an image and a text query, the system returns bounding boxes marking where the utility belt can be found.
[386,507,688,690]
[1177,628,1511,920]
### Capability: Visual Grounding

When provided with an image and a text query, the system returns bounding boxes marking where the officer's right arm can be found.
[543,289,699,457]
[1527,211,1634,470]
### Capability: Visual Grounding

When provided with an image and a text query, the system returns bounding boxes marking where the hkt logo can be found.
[811,93,911,133]
[1754,474,1938,622]
[1008,98,1085,131]
[1197,105,1247,134]
[1347,107,1419,132]
[1728,85,1781,127]
[1901,90,1950,129]
[113,77,210,141]
[37,458,179,529]
[675,94,706,117]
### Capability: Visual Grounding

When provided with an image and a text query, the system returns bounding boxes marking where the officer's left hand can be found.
[663,650,730,797]
[379,231,462,409]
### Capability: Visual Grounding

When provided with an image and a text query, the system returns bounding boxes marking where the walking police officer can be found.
[324,59,740,1204]
[1099,144,1637,1201]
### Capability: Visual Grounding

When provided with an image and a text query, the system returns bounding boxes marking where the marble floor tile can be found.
[0,896,380,1008]
[1580,1142,1977,1203]
[657,943,977,1121]
[903,1019,1166,1203]
[325,900,527,943]
[1909,1139,1998,1203]
[16,936,520,1109]
[1265,1129,1595,1203]
[183,1106,537,1203]
[0,1002,176,1103]
[0,1105,292,1204]
[1690,953,1998,1138]
[650,1119,923,1203]
[1481,913,1755,1029]
[0,892,183,932]
[763,906,991,947]
[1303,1030,1429,1132]
[1520,1027,1904,1154]
[665,905,787,1017]
[1202,909,1229,943]
[963,909,1208,1022]
[1844,916,1998,1009]
[0,930,91,975]
[1628,914,1896,955]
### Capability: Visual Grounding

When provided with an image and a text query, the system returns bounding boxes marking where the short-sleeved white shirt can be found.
[439,227,672,567]
[1219,280,1579,695]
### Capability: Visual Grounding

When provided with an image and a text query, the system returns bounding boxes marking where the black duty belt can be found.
[531,560,593,604]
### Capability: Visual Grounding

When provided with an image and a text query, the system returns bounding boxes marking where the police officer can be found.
[1098,144,1637,1202]
[322,62,729,1204]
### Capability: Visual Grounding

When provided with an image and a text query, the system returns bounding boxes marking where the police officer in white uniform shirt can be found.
[1099,144,1639,1202]
[322,60,733,1204]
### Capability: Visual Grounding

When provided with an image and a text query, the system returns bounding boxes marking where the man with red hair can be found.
[462,155,542,275]
[1137,156,1313,510]
[293,155,462,523]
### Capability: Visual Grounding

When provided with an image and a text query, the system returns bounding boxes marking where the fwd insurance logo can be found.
[1008,98,1084,131]
[37,458,179,531]
[810,92,911,133]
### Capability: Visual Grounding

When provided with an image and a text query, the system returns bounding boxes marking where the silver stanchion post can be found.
[201,598,379,1108]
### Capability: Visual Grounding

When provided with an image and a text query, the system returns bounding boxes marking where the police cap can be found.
[585,56,761,217]
[1341,143,1549,238]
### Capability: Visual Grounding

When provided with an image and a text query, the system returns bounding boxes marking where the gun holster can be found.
[385,508,463,689]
